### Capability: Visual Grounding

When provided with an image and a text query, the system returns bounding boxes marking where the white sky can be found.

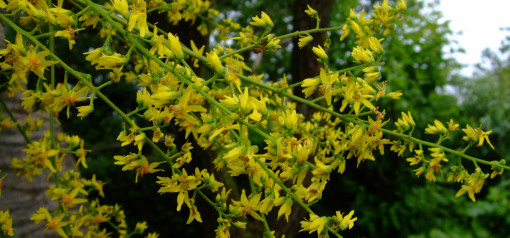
[433,0,510,76]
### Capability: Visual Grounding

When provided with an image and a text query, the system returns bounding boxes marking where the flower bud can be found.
[168,33,183,60]
[298,35,313,48]
[312,45,328,63]
[77,105,94,118]
[206,52,224,73]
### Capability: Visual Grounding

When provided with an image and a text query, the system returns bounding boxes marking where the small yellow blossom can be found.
[111,0,129,16]
[312,45,328,63]
[462,125,494,149]
[190,40,205,67]
[352,46,375,64]
[134,221,148,234]
[250,11,273,28]
[300,215,328,235]
[23,47,58,80]
[406,150,423,166]
[31,207,70,237]
[186,203,202,224]
[455,168,489,202]
[0,210,14,236]
[304,5,318,17]
[206,51,223,73]
[298,35,313,48]
[398,0,407,10]
[302,77,320,98]
[168,33,183,59]
[96,53,128,70]
[447,119,459,132]
[490,160,505,179]
[425,120,447,135]
[335,210,357,230]
[77,105,94,118]
[368,37,384,54]
[127,0,149,37]
[274,196,293,222]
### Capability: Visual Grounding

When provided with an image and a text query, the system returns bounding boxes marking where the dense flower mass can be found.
[0,0,505,237]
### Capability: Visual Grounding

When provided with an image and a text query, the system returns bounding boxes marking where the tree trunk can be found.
[273,1,334,237]
[292,0,334,118]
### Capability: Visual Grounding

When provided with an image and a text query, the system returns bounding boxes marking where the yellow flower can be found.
[274,196,292,222]
[350,21,363,36]
[312,158,332,181]
[300,215,328,235]
[157,169,201,211]
[111,0,129,16]
[398,0,407,10]
[134,221,148,234]
[406,150,423,166]
[462,125,494,149]
[0,210,14,236]
[23,47,58,80]
[134,156,163,183]
[30,208,70,237]
[425,120,447,135]
[127,0,149,37]
[168,33,183,59]
[146,232,160,238]
[96,53,128,70]
[455,168,489,202]
[77,105,94,118]
[448,165,469,183]
[250,11,273,28]
[312,45,328,63]
[186,204,202,224]
[369,37,384,54]
[335,210,357,230]
[394,111,415,131]
[302,77,320,98]
[206,51,223,73]
[340,24,350,41]
[79,10,100,28]
[304,4,318,17]
[386,90,402,99]
[150,89,179,109]
[352,46,375,64]
[152,127,164,143]
[84,47,103,65]
[318,68,339,105]
[447,119,459,132]
[0,118,16,133]
[54,27,76,50]
[231,190,263,221]
[190,40,205,67]
[490,160,505,179]
[298,35,313,48]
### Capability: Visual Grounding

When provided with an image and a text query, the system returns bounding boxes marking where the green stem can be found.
[196,189,228,217]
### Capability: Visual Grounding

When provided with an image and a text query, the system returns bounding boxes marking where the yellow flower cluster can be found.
[0,0,506,237]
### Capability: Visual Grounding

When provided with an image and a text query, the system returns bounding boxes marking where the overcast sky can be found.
[432,0,510,75]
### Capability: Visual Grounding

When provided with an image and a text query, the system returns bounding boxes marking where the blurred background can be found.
[3,0,509,237]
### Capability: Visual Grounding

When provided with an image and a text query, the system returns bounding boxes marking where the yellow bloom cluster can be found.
[0,0,505,237]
